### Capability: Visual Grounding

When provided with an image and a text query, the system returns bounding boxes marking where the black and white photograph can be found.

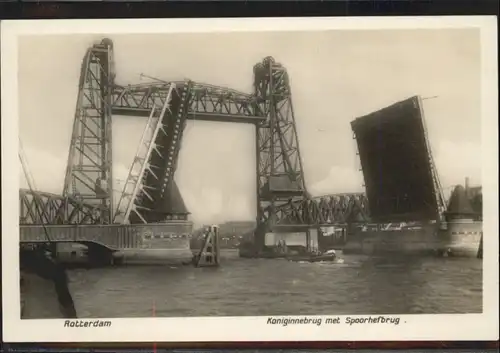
[2,17,498,342]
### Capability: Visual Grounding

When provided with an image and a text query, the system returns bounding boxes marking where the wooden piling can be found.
[194,225,220,267]
[477,232,483,259]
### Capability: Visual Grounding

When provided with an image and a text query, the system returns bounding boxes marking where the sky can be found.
[18,29,482,225]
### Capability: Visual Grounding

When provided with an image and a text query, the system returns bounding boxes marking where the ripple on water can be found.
[64,255,482,318]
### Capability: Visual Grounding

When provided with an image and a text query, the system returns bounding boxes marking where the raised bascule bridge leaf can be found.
[350,96,445,224]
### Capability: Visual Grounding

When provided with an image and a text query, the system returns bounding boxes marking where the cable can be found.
[18,138,53,244]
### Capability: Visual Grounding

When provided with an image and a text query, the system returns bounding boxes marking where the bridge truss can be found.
[20,188,369,227]
[19,189,101,225]
[21,38,370,243]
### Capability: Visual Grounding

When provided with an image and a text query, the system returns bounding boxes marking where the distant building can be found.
[446,185,475,220]
[445,178,482,221]
[464,177,482,219]
[465,177,482,199]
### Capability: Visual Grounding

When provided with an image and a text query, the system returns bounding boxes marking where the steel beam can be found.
[111,82,266,124]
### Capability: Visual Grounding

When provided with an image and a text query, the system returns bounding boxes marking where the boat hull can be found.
[287,254,336,263]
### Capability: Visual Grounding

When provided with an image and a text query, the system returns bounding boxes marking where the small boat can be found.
[287,249,337,263]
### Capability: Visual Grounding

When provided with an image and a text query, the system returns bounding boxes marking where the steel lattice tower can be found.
[63,39,115,224]
[253,57,307,247]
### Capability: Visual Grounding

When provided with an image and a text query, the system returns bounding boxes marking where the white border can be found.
[2,17,498,343]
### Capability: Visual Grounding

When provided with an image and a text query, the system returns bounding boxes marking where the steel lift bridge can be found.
[20,38,369,252]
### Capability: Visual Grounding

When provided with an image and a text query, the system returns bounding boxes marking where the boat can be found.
[287,249,337,263]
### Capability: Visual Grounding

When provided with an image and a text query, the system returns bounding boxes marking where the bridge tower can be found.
[62,39,115,224]
[253,57,308,249]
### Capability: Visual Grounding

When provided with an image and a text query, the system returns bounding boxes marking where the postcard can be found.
[1,16,498,342]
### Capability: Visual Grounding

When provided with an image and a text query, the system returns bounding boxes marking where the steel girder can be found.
[19,189,101,225]
[63,39,115,224]
[111,82,266,124]
[274,193,370,226]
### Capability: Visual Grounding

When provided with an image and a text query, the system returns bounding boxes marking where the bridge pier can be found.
[86,244,114,267]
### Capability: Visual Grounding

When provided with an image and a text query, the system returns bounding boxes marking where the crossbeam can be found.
[111,108,266,124]
[111,81,266,124]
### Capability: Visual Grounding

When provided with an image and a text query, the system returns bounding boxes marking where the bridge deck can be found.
[20,222,193,251]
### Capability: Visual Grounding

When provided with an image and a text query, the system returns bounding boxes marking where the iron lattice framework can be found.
[111,82,265,124]
[23,38,370,232]
[63,39,115,224]
[276,193,369,226]
[20,188,368,227]
[19,189,100,225]
[253,57,308,245]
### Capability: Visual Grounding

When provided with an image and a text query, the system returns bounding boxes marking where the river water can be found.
[65,251,482,318]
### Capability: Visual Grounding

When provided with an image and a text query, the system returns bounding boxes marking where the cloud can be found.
[20,146,134,204]
[20,140,481,225]
[309,141,481,199]
[19,147,66,194]
[432,140,481,188]
[180,182,254,225]
[309,165,364,196]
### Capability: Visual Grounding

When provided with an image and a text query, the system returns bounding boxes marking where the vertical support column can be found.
[253,56,308,252]
[63,39,115,224]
